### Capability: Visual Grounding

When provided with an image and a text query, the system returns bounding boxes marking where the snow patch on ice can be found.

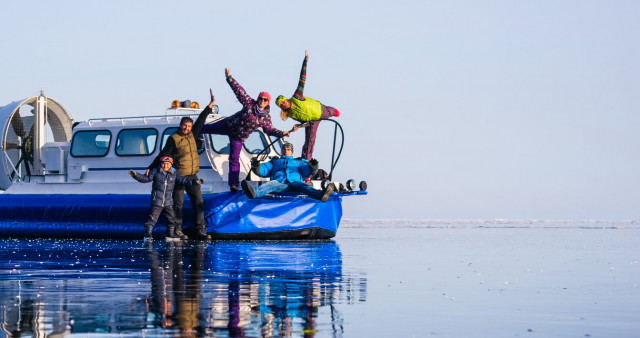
[340,219,640,229]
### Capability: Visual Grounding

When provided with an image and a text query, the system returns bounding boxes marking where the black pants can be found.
[173,174,205,228]
[145,205,177,229]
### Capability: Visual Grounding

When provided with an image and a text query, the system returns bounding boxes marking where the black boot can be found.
[241,180,255,199]
[320,184,335,202]
[174,227,189,241]
[144,225,153,240]
[194,225,211,241]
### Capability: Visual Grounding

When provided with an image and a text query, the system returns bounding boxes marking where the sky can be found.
[1,1,639,220]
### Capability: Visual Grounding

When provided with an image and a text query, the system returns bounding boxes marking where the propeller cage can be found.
[0,95,74,189]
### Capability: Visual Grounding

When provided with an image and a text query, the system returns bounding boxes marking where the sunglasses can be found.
[258,97,269,102]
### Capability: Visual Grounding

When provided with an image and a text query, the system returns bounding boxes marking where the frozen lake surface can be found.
[0,220,638,337]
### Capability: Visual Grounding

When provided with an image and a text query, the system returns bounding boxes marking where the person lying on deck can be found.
[240,142,335,202]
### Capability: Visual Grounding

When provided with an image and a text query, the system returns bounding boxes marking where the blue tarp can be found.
[209,192,342,234]
[0,192,350,239]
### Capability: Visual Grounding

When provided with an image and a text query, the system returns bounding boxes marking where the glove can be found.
[251,158,260,169]
[128,169,136,178]
[251,159,262,176]
[196,179,204,184]
[308,159,319,177]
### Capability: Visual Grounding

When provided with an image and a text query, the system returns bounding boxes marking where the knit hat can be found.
[258,92,271,102]
[160,156,173,164]
[275,95,289,120]
[281,142,294,152]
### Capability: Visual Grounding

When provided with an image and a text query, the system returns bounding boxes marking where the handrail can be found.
[248,119,344,180]
[322,118,344,181]
[87,114,190,124]
[85,105,220,125]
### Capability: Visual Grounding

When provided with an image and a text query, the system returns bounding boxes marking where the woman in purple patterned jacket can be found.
[199,68,292,191]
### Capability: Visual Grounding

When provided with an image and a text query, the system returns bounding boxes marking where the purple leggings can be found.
[200,120,243,187]
[301,105,337,160]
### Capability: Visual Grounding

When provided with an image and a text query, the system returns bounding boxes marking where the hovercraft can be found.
[0,93,366,239]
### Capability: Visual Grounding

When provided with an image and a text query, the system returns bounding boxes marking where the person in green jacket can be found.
[275,50,340,161]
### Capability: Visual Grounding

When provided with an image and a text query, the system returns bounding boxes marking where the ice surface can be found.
[337,220,640,337]
[0,220,638,337]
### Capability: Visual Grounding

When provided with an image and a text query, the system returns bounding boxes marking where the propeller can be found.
[2,113,26,150]
[11,112,26,138]
[1,142,20,150]
[4,111,35,179]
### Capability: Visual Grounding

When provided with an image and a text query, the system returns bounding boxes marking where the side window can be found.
[243,131,269,154]
[270,136,283,156]
[210,134,230,154]
[161,128,177,149]
[115,129,158,156]
[70,130,111,157]
[162,127,204,154]
[197,135,205,154]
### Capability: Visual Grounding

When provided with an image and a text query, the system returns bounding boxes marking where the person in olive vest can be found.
[147,90,215,241]
[275,50,340,161]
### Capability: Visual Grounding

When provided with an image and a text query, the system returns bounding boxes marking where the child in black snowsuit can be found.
[129,156,203,241]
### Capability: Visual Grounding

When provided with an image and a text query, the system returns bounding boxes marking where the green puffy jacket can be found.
[289,96,322,122]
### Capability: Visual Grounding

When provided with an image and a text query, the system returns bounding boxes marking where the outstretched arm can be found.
[192,89,215,137]
[175,173,203,186]
[225,68,254,107]
[260,118,289,138]
[130,169,153,183]
[293,50,309,100]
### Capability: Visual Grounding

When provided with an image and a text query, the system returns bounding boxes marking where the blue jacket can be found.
[258,156,311,183]
[132,168,197,207]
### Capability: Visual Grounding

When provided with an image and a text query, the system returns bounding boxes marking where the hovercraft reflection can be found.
[0,239,367,336]
[0,93,367,239]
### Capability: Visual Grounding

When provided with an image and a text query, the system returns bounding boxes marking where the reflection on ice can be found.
[0,239,367,336]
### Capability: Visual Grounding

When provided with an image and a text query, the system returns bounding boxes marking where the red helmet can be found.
[160,156,173,164]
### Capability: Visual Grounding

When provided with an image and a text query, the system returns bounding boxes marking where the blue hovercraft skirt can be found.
[0,192,344,240]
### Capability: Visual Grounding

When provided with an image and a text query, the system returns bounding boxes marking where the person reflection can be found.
[4,298,45,337]
[204,241,351,336]
[258,278,294,337]
[301,282,316,338]
[227,279,245,337]
[175,242,205,337]
[145,241,206,336]
[145,240,176,328]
